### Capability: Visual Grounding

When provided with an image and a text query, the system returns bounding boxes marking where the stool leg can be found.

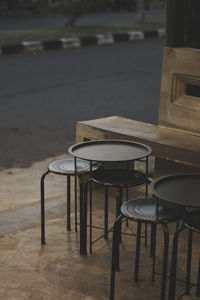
[196,258,200,297]
[104,187,109,240]
[126,160,131,228]
[40,170,50,245]
[134,221,142,282]
[145,223,148,247]
[168,225,185,300]
[115,215,124,272]
[116,188,123,243]
[89,162,93,253]
[83,178,92,254]
[79,175,87,255]
[67,175,71,231]
[126,187,129,227]
[150,223,157,257]
[74,173,78,232]
[151,223,157,281]
[110,215,123,300]
[89,178,93,254]
[185,229,193,295]
[145,156,149,198]
[176,220,180,229]
[145,156,149,246]
[160,223,169,300]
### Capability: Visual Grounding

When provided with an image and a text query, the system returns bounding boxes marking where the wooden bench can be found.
[76,116,200,174]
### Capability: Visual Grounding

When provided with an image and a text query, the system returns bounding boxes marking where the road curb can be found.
[0,28,165,56]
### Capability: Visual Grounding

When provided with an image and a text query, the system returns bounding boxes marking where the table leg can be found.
[168,224,185,300]
[116,188,122,243]
[74,170,78,232]
[145,156,149,247]
[89,177,93,253]
[110,214,124,300]
[40,170,50,245]
[126,187,129,227]
[196,258,200,297]
[150,223,156,257]
[160,223,169,300]
[185,229,193,295]
[151,223,157,281]
[79,175,86,255]
[104,187,109,240]
[67,175,71,231]
[134,221,141,282]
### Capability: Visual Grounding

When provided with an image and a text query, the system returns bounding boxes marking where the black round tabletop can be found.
[68,139,152,162]
[151,174,200,208]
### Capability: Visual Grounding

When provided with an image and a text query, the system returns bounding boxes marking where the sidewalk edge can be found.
[0,28,165,55]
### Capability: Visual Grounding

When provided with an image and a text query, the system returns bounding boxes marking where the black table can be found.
[151,174,200,208]
[68,139,152,255]
[151,173,200,300]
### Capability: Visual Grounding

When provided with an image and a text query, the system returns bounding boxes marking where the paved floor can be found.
[0,155,199,299]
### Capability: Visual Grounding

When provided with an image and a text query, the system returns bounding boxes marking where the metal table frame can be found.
[151,173,200,300]
[69,139,152,255]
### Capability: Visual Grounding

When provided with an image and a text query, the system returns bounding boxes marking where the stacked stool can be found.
[168,210,200,299]
[85,168,148,253]
[40,157,99,245]
[110,197,186,300]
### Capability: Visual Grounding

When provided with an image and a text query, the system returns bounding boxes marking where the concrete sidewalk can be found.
[0,154,199,299]
[0,155,198,299]
[0,28,165,55]
[0,153,155,213]
[0,154,70,213]
[0,6,165,55]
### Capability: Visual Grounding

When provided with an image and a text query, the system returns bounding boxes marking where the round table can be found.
[151,173,200,300]
[68,139,151,163]
[151,173,200,208]
[68,139,152,255]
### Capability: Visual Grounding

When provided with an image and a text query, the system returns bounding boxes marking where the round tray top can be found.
[68,139,152,162]
[151,174,200,208]
[48,158,100,175]
[121,198,186,223]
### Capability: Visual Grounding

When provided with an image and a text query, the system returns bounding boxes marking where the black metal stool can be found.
[168,210,200,300]
[110,197,186,300]
[40,158,100,245]
[85,168,148,253]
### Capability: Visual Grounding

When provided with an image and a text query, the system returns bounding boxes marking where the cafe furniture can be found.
[40,157,99,245]
[151,173,200,300]
[68,139,152,255]
[166,210,200,299]
[181,211,200,297]
[109,196,186,300]
[86,168,147,253]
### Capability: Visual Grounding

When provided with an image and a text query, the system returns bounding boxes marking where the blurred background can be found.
[0,0,165,169]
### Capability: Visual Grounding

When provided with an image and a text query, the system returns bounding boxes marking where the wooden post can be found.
[184,0,200,48]
[7,0,19,10]
[166,0,200,49]
[166,0,186,47]
[144,0,151,11]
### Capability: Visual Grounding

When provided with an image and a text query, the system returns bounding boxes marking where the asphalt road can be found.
[0,38,165,169]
